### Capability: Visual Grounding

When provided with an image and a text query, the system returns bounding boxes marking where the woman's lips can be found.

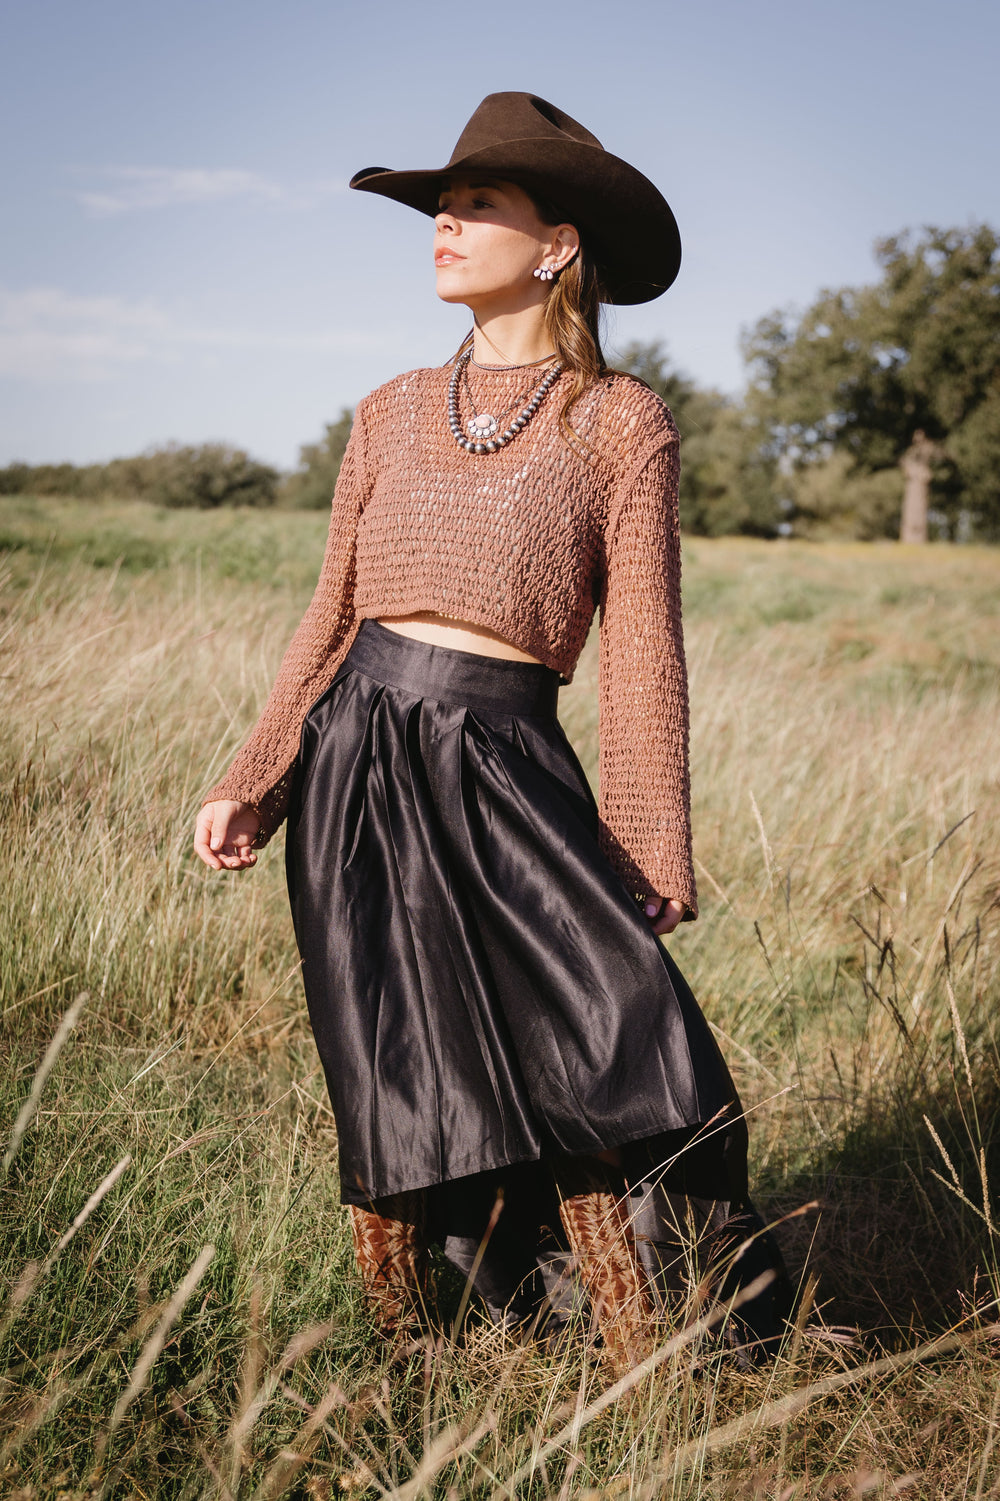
[434,251,464,266]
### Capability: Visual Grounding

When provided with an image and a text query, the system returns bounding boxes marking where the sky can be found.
[1,0,997,470]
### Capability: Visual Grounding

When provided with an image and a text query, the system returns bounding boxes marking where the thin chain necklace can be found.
[448,350,562,455]
[469,351,558,371]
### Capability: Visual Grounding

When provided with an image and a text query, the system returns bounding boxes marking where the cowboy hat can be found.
[349,92,681,305]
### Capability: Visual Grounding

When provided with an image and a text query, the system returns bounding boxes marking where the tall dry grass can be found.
[2,503,999,1496]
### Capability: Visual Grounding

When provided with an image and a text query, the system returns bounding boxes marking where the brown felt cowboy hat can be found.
[349,92,681,306]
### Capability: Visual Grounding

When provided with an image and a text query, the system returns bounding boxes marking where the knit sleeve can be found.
[596,434,697,918]
[201,399,372,843]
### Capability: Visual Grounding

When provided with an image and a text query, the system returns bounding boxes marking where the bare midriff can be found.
[376,612,546,664]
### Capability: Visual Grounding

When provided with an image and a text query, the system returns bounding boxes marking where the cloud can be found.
[0,286,371,382]
[72,166,343,216]
[0,288,171,380]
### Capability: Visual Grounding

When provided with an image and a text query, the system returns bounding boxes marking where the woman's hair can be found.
[453,184,609,454]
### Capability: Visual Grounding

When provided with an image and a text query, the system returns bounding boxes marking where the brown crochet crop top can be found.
[204,359,697,916]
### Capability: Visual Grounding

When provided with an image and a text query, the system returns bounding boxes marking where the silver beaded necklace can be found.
[448,350,563,455]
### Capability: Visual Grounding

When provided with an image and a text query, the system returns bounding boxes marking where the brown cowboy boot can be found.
[554,1158,656,1374]
[348,1188,428,1339]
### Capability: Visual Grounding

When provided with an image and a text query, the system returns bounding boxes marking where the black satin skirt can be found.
[285,619,749,1215]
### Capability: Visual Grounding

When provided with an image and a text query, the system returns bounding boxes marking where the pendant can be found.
[467,413,498,440]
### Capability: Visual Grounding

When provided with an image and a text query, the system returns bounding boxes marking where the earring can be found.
[533,265,556,281]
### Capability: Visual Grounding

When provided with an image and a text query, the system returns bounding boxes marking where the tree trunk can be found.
[899,431,935,543]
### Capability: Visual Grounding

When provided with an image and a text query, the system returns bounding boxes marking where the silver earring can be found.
[533,265,555,281]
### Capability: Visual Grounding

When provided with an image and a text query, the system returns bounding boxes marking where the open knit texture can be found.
[204,361,697,915]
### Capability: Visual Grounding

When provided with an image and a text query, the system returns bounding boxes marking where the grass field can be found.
[2,497,999,1498]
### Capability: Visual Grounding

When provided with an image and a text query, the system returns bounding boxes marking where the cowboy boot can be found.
[702,1200,793,1366]
[554,1157,656,1373]
[348,1188,428,1339]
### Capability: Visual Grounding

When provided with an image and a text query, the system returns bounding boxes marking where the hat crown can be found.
[446,92,603,167]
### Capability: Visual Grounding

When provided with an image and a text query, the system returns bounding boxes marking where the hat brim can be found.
[350,138,680,305]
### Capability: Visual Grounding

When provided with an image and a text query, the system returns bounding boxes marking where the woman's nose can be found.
[435,209,458,233]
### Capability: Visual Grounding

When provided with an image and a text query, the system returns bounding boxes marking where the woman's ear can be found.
[550,222,581,273]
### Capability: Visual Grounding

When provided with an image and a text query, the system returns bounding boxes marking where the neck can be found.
[470,303,556,367]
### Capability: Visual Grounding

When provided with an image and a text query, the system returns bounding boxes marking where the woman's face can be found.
[433,176,576,312]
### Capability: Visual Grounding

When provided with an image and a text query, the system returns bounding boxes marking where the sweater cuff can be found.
[201,765,295,848]
[597,823,699,921]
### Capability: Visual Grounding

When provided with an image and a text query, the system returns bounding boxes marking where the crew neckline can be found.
[468,355,559,372]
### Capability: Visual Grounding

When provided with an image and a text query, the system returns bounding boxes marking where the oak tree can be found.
[744,225,1000,541]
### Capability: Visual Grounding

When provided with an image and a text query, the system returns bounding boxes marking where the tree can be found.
[0,445,280,506]
[140,443,280,508]
[744,225,1000,541]
[281,408,355,509]
[783,452,903,541]
[615,341,780,536]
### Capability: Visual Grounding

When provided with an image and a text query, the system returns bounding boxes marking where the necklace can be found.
[472,321,520,368]
[448,351,562,455]
[460,361,547,439]
[469,351,559,371]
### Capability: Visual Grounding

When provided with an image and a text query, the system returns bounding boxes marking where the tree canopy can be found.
[0,444,279,508]
[614,341,779,537]
[744,224,1000,541]
[280,409,355,510]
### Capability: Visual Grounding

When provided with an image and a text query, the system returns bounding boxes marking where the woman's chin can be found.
[435,275,475,308]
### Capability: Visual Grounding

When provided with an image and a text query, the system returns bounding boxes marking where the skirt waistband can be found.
[342,619,561,718]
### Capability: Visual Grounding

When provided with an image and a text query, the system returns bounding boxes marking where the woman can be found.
[194,93,789,1369]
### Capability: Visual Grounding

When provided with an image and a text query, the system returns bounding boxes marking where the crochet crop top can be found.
[204,360,697,916]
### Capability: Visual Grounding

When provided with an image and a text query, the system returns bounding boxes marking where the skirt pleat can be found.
[285,619,744,1211]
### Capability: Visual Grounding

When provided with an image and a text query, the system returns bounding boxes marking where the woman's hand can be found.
[194,800,261,871]
[643,894,685,936]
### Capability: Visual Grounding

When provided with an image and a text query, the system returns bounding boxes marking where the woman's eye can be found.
[437,195,493,213]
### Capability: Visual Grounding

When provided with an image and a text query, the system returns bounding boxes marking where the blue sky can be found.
[2,0,997,469]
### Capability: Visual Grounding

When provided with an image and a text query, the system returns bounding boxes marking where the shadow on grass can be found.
[761,1063,1000,1346]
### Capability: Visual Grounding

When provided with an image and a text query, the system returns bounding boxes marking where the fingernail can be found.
[645,901,658,916]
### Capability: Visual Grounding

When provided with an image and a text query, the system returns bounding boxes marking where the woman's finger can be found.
[643,895,685,936]
[193,807,224,869]
[656,899,686,935]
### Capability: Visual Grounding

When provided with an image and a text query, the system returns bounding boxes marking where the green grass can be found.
[2,502,1000,1497]
[0,496,330,585]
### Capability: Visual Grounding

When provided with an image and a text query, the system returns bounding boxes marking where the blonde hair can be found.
[451,185,609,453]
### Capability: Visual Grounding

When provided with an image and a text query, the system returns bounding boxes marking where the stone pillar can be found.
[899,430,935,544]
